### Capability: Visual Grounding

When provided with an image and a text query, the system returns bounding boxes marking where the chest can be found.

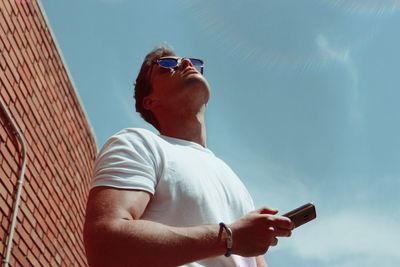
[144,146,253,224]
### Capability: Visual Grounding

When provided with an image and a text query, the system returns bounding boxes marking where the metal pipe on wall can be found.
[0,96,28,267]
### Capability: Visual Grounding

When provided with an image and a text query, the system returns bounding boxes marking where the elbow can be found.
[84,218,146,267]
[83,220,102,267]
[84,220,120,267]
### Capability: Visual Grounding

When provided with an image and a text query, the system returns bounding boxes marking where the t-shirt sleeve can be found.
[90,131,158,194]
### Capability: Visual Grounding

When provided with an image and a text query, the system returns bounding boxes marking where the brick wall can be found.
[1,0,97,266]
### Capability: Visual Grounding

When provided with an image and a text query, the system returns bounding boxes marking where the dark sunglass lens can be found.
[189,59,203,72]
[158,58,178,68]
[189,59,203,67]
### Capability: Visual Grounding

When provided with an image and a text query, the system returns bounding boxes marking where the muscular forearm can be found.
[84,218,226,267]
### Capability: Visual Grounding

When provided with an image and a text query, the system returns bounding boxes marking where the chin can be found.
[183,75,211,102]
[184,74,209,88]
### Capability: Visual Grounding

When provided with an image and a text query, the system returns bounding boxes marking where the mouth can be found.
[182,67,200,76]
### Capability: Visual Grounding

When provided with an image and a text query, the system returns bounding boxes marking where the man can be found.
[83,46,293,267]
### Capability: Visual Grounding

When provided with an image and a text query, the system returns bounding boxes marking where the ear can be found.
[143,96,158,110]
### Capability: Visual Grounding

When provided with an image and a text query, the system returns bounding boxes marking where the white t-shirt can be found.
[91,128,257,267]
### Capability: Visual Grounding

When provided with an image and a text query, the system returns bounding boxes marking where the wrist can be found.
[219,222,233,257]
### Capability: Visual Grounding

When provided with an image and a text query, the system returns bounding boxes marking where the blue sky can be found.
[40,1,400,266]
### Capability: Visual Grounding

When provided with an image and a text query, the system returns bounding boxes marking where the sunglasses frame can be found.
[154,57,204,74]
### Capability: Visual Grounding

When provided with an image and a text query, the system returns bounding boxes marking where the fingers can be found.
[267,225,291,238]
[273,227,292,237]
[268,215,294,230]
[268,227,288,248]
[277,218,294,230]
[256,206,279,215]
[255,207,294,229]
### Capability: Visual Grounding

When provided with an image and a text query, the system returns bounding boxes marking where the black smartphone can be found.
[282,203,317,229]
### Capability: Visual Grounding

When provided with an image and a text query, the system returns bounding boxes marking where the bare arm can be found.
[83,187,293,267]
[84,187,226,266]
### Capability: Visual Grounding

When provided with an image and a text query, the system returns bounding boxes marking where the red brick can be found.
[5,136,18,156]
[27,188,39,209]
[8,103,25,132]
[29,41,40,62]
[33,75,43,94]
[13,245,30,267]
[32,6,43,28]
[25,42,35,62]
[0,52,6,70]
[18,237,29,254]
[2,0,13,15]
[0,180,8,199]
[15,21,27,50]
[5,58,20,85]
[0,3,96,265]
[0,195,11,215]
[15,9,26,28]
[22,130,33,151]
[0,224,6,241]
[30,228,43,249]
[7,33,21,65]
[26,97,40,124]
[43,234,56,255]
[17,71,29,98]
[21,203,36,227]
[40,42,49,60]
[44,212,58,239]
[14,0,26,18]
[0,167,14,194]
[28,27,37,45]
[33,24,44,47]
[12,38,25,64]
[1,215,10,231]
[37,188,51,214]
[2,8,15,34]
[19,8,31,31]
[1,157,13,179]
[0,10,11,37]
[1,140,18,172]
[17,221,33,248]
[25,193,34,211]
[14,98,24,117]
[0,77,16,102]
[17,65,29,86]
[0,88,11,106]
[27,250,41,266]
[21,52,32,78]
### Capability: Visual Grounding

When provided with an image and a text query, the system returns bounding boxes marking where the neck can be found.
[158,105,207,147]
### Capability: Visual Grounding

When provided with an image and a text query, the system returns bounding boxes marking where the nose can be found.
[179,58,194,70]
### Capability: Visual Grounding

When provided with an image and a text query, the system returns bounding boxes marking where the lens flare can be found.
[323,0,400,16]
[179,1,384,70]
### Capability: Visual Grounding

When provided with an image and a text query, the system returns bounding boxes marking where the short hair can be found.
[134,45,176,130]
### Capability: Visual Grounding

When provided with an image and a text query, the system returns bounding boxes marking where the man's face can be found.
[144,56,210,114]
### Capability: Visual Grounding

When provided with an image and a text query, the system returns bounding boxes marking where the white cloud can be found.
[234,153,318,211]
[277,209,400,266]
[316,34,364,127]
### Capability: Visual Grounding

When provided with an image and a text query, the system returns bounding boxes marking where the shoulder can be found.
[101,128,162,149]
[96,128,169,166]
[111,128,159,142]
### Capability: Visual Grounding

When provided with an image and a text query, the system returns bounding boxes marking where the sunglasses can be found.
[154,57,204,74]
